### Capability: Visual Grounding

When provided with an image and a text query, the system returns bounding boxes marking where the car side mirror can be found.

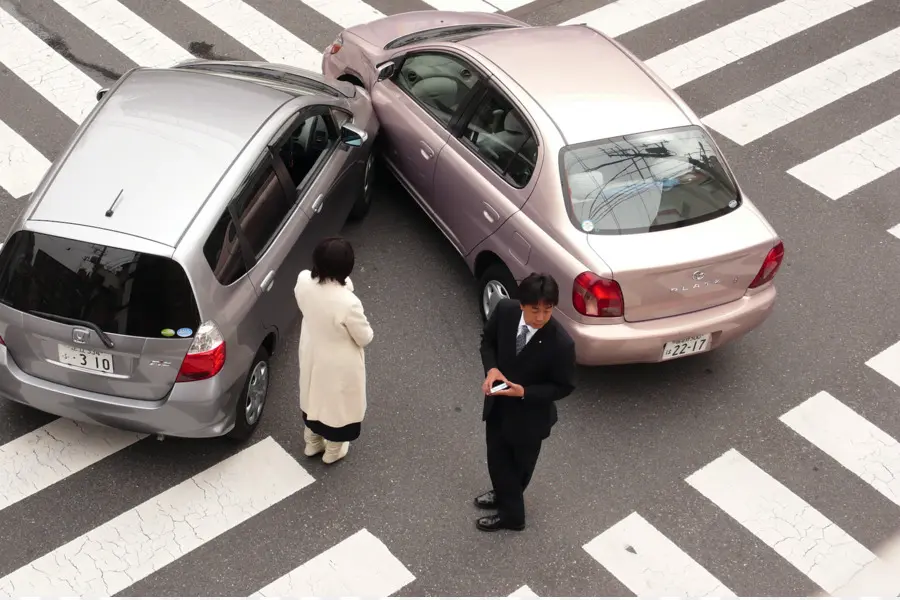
[340,124,368,147]
[375,61,395,82]
[96,88,108,101]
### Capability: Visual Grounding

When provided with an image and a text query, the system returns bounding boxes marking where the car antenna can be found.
[105,188,124,217]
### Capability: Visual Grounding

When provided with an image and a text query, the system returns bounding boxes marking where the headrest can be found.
[504,111,525,135]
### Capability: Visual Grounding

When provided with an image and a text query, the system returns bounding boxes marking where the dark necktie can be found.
[516,324,529,355]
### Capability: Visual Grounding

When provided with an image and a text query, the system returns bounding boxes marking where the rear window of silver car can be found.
[0,231,201,339]
[561,126,740,235]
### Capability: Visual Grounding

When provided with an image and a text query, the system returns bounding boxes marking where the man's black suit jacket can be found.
[480,298,576,442]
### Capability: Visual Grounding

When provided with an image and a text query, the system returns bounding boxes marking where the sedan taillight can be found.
[749,241,785,288]
[573,272,624,318]
[327,34,343,54]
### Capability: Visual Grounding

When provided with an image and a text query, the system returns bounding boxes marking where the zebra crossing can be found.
[1,0,900,595]
[577,342,900,597]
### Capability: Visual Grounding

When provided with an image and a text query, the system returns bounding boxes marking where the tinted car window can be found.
[396,53,480,126]
[461,91,537,187]
[0,230,201,338]
[562,126,739,235]
[233,163,293,256]
[204,210,248,285]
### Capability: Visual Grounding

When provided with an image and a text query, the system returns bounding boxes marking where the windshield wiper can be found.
[28,311,115,349]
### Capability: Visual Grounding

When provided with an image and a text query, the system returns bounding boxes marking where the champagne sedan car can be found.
[322,10,785,366]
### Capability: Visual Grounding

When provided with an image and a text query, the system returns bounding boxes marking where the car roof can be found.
[456,25,692,145]
[29,67,294,248]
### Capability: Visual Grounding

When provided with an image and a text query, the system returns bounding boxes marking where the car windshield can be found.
[0,230,201,338]
[561,126,740,235]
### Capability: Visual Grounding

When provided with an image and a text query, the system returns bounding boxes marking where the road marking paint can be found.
[0,419,146,512]
[252,528,415,596]
[0,119,50,199]
[686,448,881,594]
[781,391,900,508]
[704,26,900,144]
[560,0,708,37]
[0,5,100,123]
[509,584,538,597]
[49,0,192,68]
[583,511,733,596]
[177,0,322,71]
[644,0,875,89]
[0,436,314,595]
[866,338,900,388]
[888,224,900,240]
[418,0,497,12]
[299,0,384,28]
[787,114,900,200]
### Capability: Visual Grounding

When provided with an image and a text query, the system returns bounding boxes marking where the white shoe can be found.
[303,428,325,457]
[322,441,349,464]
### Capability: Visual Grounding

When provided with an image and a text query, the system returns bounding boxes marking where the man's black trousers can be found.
[485,409,543,526]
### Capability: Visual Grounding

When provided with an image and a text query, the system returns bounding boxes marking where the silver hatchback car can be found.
[0,60,379,441]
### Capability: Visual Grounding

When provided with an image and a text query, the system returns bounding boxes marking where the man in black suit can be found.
[474,273,576,532]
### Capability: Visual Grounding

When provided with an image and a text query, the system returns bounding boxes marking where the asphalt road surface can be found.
[2,0,900,596]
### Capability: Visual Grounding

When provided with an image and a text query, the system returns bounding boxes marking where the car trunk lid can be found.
[0,230,201,401]
[585,207,776,322]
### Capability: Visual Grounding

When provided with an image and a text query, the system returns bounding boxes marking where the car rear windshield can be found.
[0,230,201,339]
[561,126,740,235]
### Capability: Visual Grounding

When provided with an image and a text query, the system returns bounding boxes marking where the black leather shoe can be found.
[476,514,525,532]
[474,490,497,509]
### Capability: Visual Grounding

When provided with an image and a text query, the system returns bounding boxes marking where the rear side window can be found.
[561,126,739,235]
[0,231,201,338]
[204,210,248,285]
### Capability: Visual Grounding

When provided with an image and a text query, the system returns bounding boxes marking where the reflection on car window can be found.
[204,210,247,286]
[396,53,480,126]
[562,126,739,235]
[232,164,292,256]
[461,90,536,187]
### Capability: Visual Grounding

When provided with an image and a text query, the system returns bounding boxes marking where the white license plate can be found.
[661,334,711,361]
[58,344,114,374]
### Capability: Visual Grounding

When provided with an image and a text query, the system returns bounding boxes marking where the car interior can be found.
[279,115,333,188]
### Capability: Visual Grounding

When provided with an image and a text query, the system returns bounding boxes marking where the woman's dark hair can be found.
[517,273,559,306]
[311,237,355,285]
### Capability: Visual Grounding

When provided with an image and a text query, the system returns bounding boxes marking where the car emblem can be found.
[72,328,90,344]
[692,271,704,281]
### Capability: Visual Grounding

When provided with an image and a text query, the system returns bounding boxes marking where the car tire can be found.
[478,262,518,322]
[348,151,375,222]
[227,346,271,442]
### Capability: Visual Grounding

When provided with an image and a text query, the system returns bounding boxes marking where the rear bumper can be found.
[0,347,243,438]
[560,284,777,366]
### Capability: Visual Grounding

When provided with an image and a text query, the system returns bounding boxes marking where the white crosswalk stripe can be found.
[252,528,415,596]
[0,0,900,595]
[49,0,193,67]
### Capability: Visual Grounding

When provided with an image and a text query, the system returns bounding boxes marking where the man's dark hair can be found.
[311,237,355,285]
[517,273,559,306]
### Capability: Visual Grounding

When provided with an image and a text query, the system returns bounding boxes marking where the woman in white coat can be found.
[294,237,373,464]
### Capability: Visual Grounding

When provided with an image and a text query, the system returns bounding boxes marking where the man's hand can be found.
[482,368,506,395]
[491,381,524,397]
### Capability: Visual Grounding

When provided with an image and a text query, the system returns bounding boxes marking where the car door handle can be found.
[482,203,499,224]
[420,143,434,160]
[260,270,275,292]
[311,194,324,214]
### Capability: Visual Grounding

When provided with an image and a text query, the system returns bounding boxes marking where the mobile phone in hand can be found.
[490,381,509,394]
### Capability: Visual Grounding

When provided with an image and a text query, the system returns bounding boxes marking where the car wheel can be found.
[478,262,518,322]
[348,151,375,222]
[227,346,270,441]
